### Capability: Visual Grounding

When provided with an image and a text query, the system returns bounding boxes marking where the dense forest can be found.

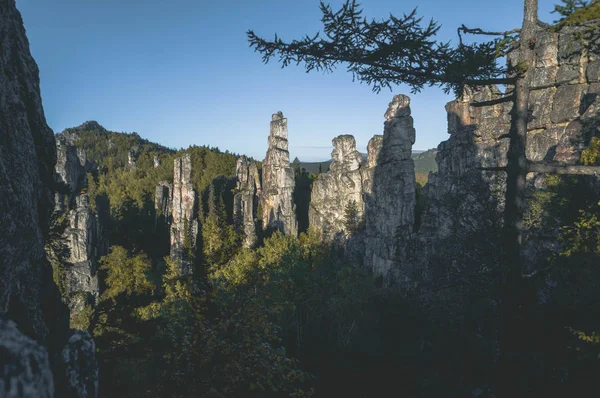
[47,114,600,397]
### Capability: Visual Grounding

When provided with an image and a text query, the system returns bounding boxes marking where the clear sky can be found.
[16,0,558,161]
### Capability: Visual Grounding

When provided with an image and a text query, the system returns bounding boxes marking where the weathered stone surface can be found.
[364,95,416,277]
[170,154,198,274]
[234,156,260,247]
[587,60,600,83]
[55,131,87,209]
[309,135,365,239]
[59,332,98,398]
[0,319,54,398]
[260,111,298,236]
[551,84,585,124]
[0,0,66,342]
[155,180,172,223]
[63,194,107,315]
[153,155,160,168]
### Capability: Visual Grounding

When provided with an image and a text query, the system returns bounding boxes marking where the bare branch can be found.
[536,20,551,29]
[459,24,521,36]
[527,162,600,175]
[470,94,515,107]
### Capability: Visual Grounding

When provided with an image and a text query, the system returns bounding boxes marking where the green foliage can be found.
[343,200,362,234]
[99,246,155,301]
[581,137,600,166]
[46,210,71,297]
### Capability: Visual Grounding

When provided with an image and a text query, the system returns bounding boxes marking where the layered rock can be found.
[260,111,298,236]
[363,95,417,277]
[405,23,600,297]
[63,194,107,315]
[309,135,365,239]
[170,154,198,274]
[234,156,260,247]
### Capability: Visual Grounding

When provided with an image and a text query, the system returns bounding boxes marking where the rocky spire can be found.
[234,156,261,247]
[363,95,416,277]
[170,154,198,274]
[260,111,298,236]
[55,131,87,211]
[309,135,365,239]
[63,194,108,321]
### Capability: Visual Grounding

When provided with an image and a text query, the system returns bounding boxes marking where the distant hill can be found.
[298,149,438,184]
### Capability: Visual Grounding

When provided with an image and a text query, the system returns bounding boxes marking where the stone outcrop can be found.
[0,0,66,342]
[153,155,161,168]
[127,149,136,169]
[55,131,87,209]
[0,319,54,398]
[403,23,600,297]
[58,331,98,398]
[234,156,260,247]
[260,111,298,236]
[170,154,198,274]
[63,194,107,316]
[363,95,417,277]
[0,2,98,396]
[309,135,365,239]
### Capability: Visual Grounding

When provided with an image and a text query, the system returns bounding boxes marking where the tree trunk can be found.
[498,0,537,395]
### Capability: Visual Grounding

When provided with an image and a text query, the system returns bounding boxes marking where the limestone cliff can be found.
[234,156,260,248]
[363,95,417,277]
[261,111,298,236]
[309,135,365,239]
[170,154,198,274]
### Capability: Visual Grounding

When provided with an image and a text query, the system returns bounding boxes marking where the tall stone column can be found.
[260,111,298,236]
[170,154,198,274]
[234,156,261,247]
[364,95,416,277]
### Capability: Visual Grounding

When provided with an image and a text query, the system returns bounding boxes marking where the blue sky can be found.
[17,0,557,161]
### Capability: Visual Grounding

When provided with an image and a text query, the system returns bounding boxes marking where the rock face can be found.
[59,332,98,398]
[260,111,298,236]
[170,154,198,274]
[405,24,600,296]
[309,135,365,239]
[153,155,161,168]
[64,194,107,315]
[234,156,260,248]
[155,181,173,223]
[0,320,54,398]
[363,95,416,277]
[0,0,65,342]
[55,131,87,210]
